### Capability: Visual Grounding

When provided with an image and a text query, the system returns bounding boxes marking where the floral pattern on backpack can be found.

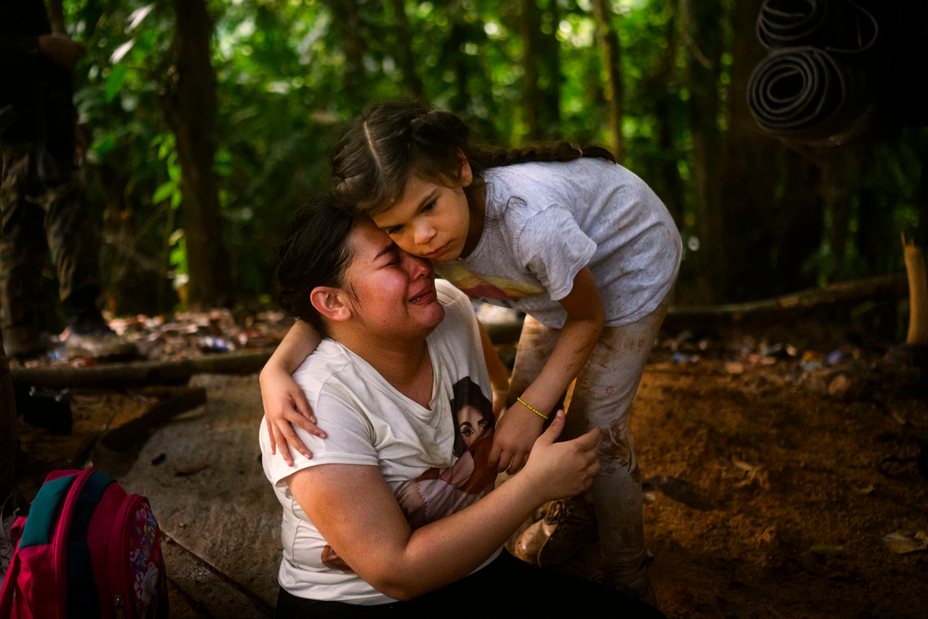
[127,499,163,617]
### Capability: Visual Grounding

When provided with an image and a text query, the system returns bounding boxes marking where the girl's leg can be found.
[565,295,671,598]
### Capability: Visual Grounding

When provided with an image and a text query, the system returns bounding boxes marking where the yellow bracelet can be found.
[516,397,548,421]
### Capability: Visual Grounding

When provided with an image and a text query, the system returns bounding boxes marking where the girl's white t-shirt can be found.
[259,281,499,605]
[435,158,682,328]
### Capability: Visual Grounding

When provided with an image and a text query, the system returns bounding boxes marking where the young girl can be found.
[260,100,681,605]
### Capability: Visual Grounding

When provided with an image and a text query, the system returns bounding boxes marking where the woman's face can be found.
[341,220,445,338]
[457,404,490,448]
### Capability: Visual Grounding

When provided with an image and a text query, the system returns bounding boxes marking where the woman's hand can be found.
[259,365,326,466]
[488,403,545,474]
[287,410,598,601]
[521,410,600,502]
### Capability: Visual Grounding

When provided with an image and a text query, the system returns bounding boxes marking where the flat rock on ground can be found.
[117,374,279,617]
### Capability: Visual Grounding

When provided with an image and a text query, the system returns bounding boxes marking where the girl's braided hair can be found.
[331,99,616,217]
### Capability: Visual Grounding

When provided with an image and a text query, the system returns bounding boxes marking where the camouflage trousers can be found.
[0,141,100,347]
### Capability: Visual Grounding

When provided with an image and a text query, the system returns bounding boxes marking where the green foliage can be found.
[62,0,923,312]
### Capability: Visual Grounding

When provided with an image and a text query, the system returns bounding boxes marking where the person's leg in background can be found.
[0,142,52,359]
[40,159,133,358]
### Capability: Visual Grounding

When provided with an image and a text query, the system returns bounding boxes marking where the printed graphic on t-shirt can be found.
[320,376,497,573]
[440,264,543,305]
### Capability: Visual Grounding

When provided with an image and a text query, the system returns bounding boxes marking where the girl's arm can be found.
[287,411,599,601]
[477,320,511,415]
[489,266,605,474]
[260,320,327,466]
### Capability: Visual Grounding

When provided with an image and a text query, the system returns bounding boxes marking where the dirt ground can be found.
[10,314,928,618]
[614,338,928,619]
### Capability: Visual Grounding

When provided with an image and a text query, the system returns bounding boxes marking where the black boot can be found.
[62,288,136,359]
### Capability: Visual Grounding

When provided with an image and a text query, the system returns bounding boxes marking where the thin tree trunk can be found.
[821,152,852,281]
[520,0,541,141]
[681,0,724,303]
[163,0,233,308]
[445,18,469,114]
[776,150,823,294]
[539,0,562,136]
[645,5,683,226]
[720,0,781,301]
[46,0,67,34]
[326,0,365,111]
[390,0,424,98]
[592,0,624,163]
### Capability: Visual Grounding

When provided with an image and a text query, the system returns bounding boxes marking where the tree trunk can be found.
[390,0,424,98]
[775,150,823,294]
[681,0,724,303]
[720,0,781,301]
[444,18,469,115]
[592,0,624,163]
[821,152,853,281]
[520,0,541,141]
[163,0,233,308]
[644,5,683,226]
[538,0,562,137]
[46,0,67,34]
[326,0,365,111]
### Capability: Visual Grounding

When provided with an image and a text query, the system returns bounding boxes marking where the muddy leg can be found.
[567,296,670,580]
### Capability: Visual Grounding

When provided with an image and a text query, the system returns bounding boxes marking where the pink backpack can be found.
[0,467,168,618]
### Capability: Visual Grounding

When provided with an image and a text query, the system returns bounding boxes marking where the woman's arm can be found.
[260,320,326,465]
[489,266,605,473]
[477,320,510,415]
[287,411,599,601]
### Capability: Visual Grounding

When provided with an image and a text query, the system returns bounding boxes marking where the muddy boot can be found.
[63,292,136,360]
[514,498,597,566]
[596,553,659,609]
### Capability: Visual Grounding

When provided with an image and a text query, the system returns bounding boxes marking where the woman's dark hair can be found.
[331,99,616,217]
[276,195,358,337]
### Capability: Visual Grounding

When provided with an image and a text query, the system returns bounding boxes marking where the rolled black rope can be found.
[757,0,878,56]
[747,46,876,146]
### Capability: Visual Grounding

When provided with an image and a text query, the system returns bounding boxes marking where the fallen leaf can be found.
[725,362,744,374]
[732,457,755,472]
[884,531,928,554]
[827,375,851,397]
[175,459,209,476]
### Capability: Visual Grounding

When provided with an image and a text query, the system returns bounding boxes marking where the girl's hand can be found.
[488,403,546,474]
[521,410,599,502]
[259,366,327,467]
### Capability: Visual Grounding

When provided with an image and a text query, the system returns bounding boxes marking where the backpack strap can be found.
[66,471,114,618]
[18,474,77,549]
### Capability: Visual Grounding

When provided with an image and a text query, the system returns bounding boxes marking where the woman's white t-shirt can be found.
[259,281,498,605]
